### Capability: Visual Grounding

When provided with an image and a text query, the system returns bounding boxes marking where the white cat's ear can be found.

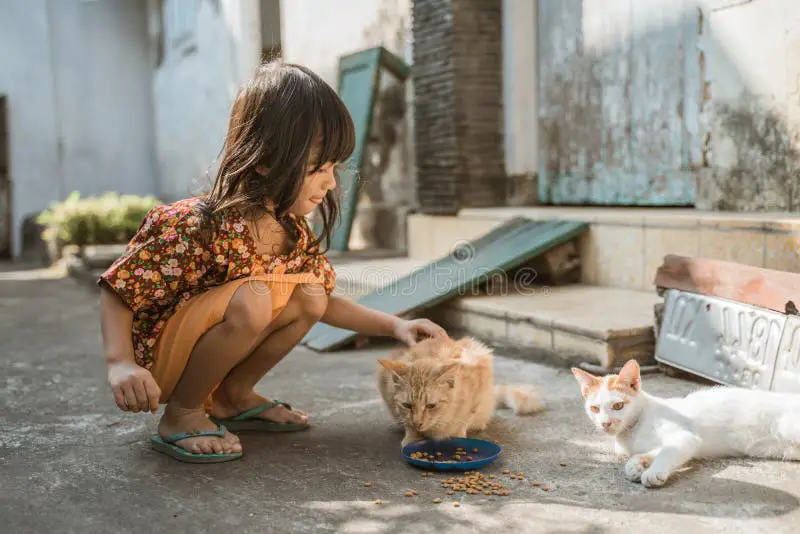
[617,359,641,392]
[378,359,408,383]
[571,367,601,397]
[435,362,460,388]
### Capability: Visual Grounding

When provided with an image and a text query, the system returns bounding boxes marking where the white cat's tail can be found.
[494,384,544,415]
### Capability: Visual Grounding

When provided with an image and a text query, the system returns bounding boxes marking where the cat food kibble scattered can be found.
[453,502,460,508]
[374,499,382,505]
[404,491,414,497]
[363,482,373,487]
[489,474,495,479]
[503,469,510,474]
[472,448,479,453]
[560,462,568,467]
[510,475,516,480]
[466,456,473,461]
[433,498,441,504]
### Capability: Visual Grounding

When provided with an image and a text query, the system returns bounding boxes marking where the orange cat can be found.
[377,336,543,446]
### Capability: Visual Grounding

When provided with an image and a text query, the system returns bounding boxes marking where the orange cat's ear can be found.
[378,359,408,383]
[617,359,641,392]
[571,367,601,398]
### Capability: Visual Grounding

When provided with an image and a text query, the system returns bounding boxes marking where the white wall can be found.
[0,0,157,257]
[280,0,414,249]
[152,0,262,201]
[502,0,539,178]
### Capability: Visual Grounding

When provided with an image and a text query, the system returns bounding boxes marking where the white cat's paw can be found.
[623,455,651,482]
[640,468,670,488]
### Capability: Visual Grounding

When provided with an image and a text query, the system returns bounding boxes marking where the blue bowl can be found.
[401,437,502,471]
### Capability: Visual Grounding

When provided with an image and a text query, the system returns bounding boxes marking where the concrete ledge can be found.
[427,285,662,369]
[408,207,800,292]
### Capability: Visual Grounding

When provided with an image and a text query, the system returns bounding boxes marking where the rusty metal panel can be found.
[656,289,785,390]
[538,0,699,206]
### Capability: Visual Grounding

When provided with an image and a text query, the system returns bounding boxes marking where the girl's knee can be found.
[291,284,328,324]
[225,281,274,337]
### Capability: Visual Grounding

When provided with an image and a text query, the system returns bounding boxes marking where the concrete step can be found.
[408,207,800,292]
[427,284,663,370]
[330,256,430,300]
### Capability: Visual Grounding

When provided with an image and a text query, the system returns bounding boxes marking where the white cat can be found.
[571,359,800,488]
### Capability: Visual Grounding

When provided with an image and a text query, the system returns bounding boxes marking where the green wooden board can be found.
[317,47,411,252]
[303,218,588,351]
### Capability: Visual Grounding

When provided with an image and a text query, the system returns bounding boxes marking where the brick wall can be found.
[412,0,506,214]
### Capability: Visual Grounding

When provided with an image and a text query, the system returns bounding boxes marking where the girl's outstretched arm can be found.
[99,286,160,413]
[321,295,448,346]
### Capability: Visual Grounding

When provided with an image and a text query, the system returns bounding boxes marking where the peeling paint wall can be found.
[697,0,800,212]
[280,0,413,251]
[538,0,701,206]
[536,0,799,212]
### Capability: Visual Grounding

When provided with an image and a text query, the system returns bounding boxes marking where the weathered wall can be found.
[280,0,414,251]
[0,0,157,257]
[536,0,799,212]
[413,0,506,214]
[152,0,263,202]
[697,0,800,212]
[538,0,701,206]
[503,0,539,206]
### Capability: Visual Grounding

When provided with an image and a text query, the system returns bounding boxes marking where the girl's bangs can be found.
[310,93,356,170]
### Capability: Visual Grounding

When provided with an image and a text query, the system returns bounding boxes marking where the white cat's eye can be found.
[426,403,437,409]
[611,402,625,411]
[590,405,600,413]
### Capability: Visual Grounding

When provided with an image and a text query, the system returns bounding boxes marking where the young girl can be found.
[98,61,447,463]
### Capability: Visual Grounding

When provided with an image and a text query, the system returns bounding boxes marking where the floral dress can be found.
[98,197,336,369]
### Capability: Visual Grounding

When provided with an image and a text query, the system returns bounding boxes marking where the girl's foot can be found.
[211,386,308,425]
[158,405,243,454]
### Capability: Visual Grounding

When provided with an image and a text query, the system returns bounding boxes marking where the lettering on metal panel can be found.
[662,292,701,347]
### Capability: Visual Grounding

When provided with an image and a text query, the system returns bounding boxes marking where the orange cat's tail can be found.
[494,384,544,415]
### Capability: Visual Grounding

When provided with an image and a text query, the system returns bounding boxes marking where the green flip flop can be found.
[209,400,310,432]
[150,424,243,464]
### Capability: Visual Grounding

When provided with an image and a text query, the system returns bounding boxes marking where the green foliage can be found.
[36,191,161,247]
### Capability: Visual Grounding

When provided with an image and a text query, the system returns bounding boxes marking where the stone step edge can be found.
[427,299,657,370]
[439,299,654,340]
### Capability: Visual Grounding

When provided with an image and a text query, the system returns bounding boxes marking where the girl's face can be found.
[289,161,338,216]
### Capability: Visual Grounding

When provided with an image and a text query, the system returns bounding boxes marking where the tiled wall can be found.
[408,210,800,291]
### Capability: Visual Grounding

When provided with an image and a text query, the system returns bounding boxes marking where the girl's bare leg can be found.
[210,284,328,424]
[157,281,290,454]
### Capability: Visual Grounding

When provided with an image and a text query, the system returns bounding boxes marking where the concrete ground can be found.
[3,264,800,534]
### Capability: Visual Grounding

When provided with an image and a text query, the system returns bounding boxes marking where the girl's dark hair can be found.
[197,60,355,252]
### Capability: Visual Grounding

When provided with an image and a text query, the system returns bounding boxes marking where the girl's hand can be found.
[107,361,161,414]
[392,318,449,346]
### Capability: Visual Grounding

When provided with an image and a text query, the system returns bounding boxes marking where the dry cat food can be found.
[409,446,482,464]
[363,481,373,487]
